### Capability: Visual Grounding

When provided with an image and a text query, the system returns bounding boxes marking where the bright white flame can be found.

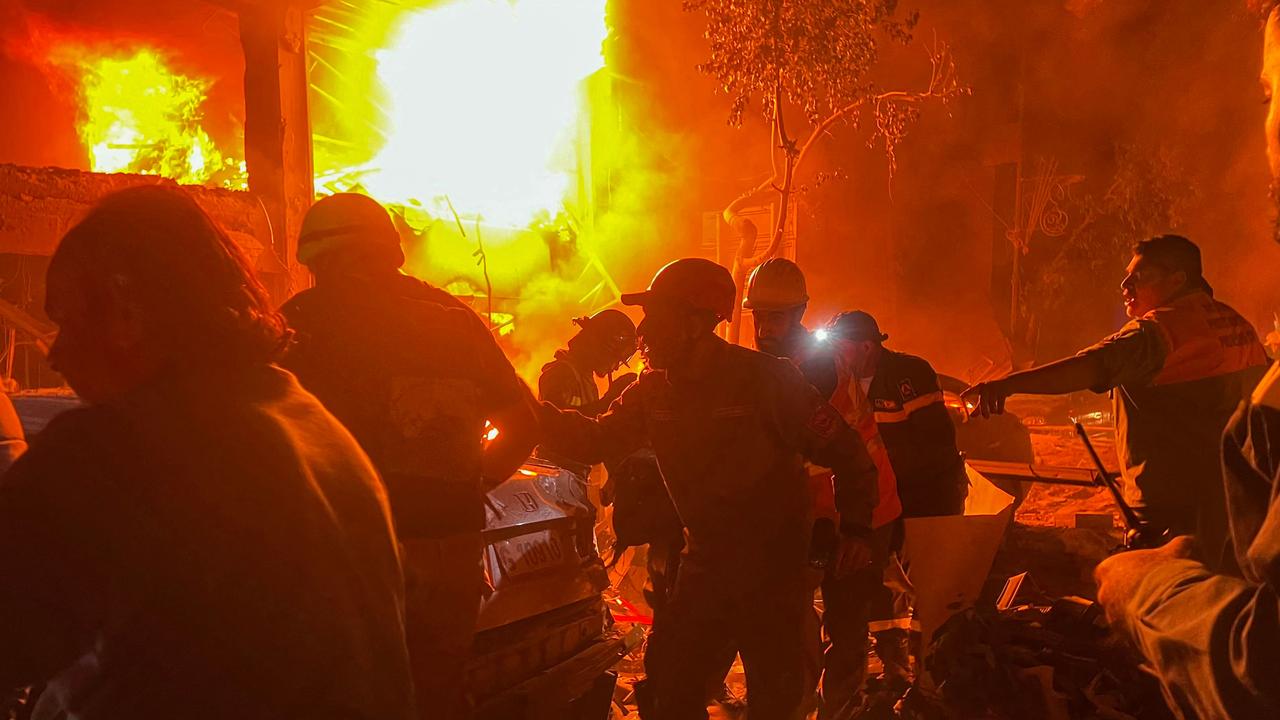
[363,0,607,225]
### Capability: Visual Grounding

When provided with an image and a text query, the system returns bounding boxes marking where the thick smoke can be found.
[773,0,1280,376]
[4,0,1277,384]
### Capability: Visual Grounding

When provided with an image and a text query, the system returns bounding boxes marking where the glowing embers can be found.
[359,0,607,226]
[53,46,245,188]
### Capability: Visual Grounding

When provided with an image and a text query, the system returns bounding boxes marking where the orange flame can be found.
[49,44,245,188]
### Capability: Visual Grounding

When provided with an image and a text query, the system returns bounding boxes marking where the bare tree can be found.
[685,0,968,342]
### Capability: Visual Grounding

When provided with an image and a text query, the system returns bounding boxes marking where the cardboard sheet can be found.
[903,464,1014,655]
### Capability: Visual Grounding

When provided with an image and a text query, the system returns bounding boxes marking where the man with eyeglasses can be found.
[963,235,1267,567]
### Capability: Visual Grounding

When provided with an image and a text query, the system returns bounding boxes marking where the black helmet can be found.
[620,258,736,322]
[573,308,638,364]
[827,310,888,343]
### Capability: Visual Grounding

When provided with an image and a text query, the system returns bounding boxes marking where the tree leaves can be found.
[685,0,917,127]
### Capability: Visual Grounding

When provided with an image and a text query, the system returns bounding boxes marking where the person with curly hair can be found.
[0,186,416,720]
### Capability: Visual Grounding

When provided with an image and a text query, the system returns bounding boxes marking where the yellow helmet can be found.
[743,257,808,310]
[297,193,404,268]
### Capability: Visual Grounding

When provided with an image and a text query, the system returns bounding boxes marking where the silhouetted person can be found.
[539,308,638,416]
[281,193,538,720]
[539,258,880,720]
[0,186,414,720]
[745,262,922,715]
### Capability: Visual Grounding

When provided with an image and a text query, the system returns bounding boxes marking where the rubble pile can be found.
[924,597,1173,720]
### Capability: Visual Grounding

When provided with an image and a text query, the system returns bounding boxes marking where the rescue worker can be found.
[965,234,1267,566]
[1092,4,1280,716]
[537,308,702,712]
[536,309,675,600]
[539,308,638,416]
[538,257,881,720]
[825,310,968,519]
[0,186,415,720]
[744,260,912,717]
[743,257,840,392]
[280,193,539,720]
[820,311,968,706]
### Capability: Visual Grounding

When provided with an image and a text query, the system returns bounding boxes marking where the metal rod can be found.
[1073,422,1144,532]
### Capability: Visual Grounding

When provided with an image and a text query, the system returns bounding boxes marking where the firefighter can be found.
[745,259,910,717]
[280,193,539,720]
[536,307,659,600]
[536,308,671,587]
[965,234,1267,567]
[539,308,638,416]
[539,308,743,712]
[1091,5,1280,716]
[0,186,415,720]
[825,311,967,518]
[539,257,880,720]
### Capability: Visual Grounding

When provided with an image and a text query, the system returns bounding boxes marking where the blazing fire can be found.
[48,0,608,227]
[50,46,245,188]
[326,0,608,226]
[41,0,626,383]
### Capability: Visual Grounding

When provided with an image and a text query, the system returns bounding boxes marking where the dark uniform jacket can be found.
[539,351,603,415]
[1116,361,1280,718]
[864,348,966,518]
[539,352,672,556]
[282,273,525,539]
[0,364,415,720]
[539,335,879,584]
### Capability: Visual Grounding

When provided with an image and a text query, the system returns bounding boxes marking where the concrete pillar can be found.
[239,2,313,296]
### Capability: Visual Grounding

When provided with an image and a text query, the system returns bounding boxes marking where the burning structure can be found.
[1,0,1277,388]
[0,0,652,387]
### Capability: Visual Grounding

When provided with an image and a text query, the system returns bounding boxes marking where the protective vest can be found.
[828,341,903,528]
[1146,291,1268,386]
[798,338,902,529]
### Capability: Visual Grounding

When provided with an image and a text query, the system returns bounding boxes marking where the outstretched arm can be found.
[963,354,1107,417]
[963,321,1167,417]
[538,379,648,467]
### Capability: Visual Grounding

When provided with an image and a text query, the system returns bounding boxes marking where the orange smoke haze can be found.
[0,0,1278,387]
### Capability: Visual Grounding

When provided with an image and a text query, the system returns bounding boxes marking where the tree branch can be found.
[717,36,968,343]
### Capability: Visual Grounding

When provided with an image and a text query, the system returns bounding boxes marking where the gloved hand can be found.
[603,372,639,403]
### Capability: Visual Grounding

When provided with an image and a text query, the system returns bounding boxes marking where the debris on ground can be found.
[923,585,1173,720]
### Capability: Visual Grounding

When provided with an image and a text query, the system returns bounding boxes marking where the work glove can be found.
[603,372,638,403]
